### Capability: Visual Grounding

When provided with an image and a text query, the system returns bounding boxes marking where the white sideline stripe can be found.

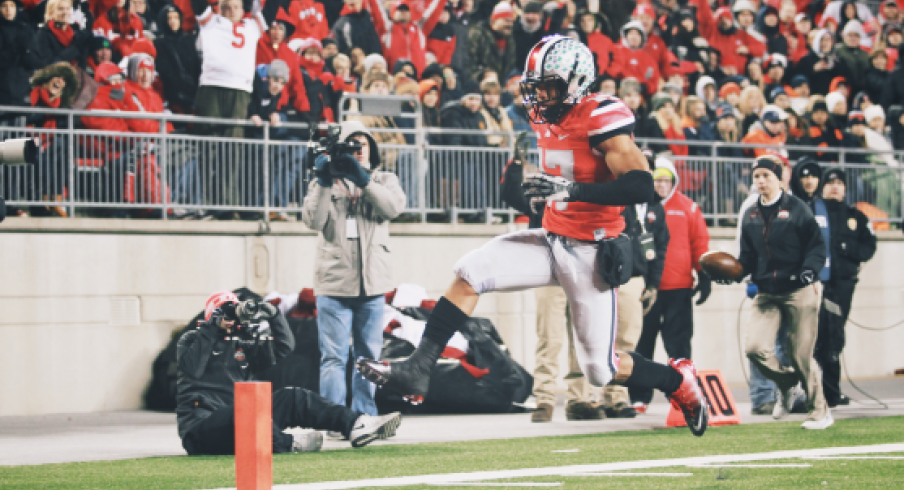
[209,443,904,490]
[804,456,904,460]
[687,464,811,468]
[428,484,562,487]
[551,449,580,453]
[572,472,693,477]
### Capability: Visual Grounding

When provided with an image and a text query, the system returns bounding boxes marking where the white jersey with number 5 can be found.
[197,7,266,93]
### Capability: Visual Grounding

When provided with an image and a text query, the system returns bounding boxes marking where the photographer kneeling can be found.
[301,121,406,418]
[176,291,401,455]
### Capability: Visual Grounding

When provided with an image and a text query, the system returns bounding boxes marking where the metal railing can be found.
[1,104,902,227]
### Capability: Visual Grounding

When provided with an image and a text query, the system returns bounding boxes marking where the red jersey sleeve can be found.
[585,96,636,147]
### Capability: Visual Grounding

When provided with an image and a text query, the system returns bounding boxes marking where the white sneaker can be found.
[291,432,324,452]
[773,384,805,420]
[349,412,402,448]
[802,411,834,430]
[326,430,347,440]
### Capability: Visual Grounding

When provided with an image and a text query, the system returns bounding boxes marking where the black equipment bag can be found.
[597,233,634,286]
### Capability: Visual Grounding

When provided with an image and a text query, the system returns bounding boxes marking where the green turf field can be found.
[2,416,903,490]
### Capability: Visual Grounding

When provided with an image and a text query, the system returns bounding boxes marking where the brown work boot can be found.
[531,403,554,423]
[566,401,605,421]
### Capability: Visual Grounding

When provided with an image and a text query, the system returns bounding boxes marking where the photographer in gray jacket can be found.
[301,120,406,419]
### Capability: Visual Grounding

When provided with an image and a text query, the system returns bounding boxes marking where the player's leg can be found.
[603,276,645,417]
[553,236,708,436]
[628,295,664,408]
[357,229,558,399]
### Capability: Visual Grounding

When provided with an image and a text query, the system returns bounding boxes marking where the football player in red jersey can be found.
[357,35,709,436]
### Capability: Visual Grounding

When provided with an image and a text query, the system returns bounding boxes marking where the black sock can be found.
[422,296,469,346]
[622,352,683,395]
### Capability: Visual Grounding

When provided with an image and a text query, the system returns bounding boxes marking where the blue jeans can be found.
[748,318,791,408]
[316,295,385,415]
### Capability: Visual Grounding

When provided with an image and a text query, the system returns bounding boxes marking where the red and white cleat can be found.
[668,358,709,437]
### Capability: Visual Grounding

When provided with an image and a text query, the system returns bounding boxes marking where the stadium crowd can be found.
[1,0,903,221]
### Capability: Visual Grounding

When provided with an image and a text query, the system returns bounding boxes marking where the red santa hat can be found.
[490,1,514,23]
[633,3,655,19]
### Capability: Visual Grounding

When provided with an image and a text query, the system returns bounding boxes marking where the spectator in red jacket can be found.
[633,3,670,78]
[92,0,146,58]
[577,10,614,76]
[367,0,447,77]
[708,6,765,76]
[256,8,311,113]
[82,61,132,213]
[83,61,130,133]
[287,0,329,42]
[611,20,660,96]
[426,4,456,66]
[123,54,174,133]
[629,157,711,410]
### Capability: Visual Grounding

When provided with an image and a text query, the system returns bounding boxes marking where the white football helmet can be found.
[520,34,596,124]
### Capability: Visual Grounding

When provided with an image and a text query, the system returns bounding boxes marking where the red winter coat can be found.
[643,32,670,79]
[83,84,131,133]
[367,0,446,76]
[256,33,312,112]
[586,31,614,76]
[610,43,660,96]
[705,8,765,75]
[93,10,146,58]
[123,80,175,134]
[656,160,710,291]
[288,0,329,42]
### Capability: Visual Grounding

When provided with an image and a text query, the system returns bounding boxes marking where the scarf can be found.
[49,21,74,47]
[299,56,324,79]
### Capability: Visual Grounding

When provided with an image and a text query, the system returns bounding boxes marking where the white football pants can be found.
[454,228,619,386]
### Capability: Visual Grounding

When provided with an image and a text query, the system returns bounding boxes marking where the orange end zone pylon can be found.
[235,382,272,490]
[667,369,741,427]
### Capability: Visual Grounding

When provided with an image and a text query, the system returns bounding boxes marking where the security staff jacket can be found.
[739,191,826,294]
[175,313,294,439]
[823,199,877,281]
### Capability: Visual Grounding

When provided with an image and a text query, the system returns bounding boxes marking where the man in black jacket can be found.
[154,4,201,114]
[330,0,382,56]
[176,291,401,455]
[0,0,43,108]
[815,169,877,407]
[737,154,831,429]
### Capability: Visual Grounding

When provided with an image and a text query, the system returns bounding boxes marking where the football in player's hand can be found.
[699,251,745,282]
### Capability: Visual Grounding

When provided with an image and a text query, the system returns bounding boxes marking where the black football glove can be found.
[522,173,573,213]
[695,271,712,305]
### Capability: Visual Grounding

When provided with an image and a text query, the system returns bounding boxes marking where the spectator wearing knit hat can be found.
[742,104,788,158]
[705,6,765,77]
[331,0,382,56]
[864,104,886,135]
[366,0,448,78]
[762,54,788,100]
[807,97,845,162]
[633,2,674,81]
[256,9,312,115]
[719,82,741,109]
[465,1,516,82]
[835,20,870,95]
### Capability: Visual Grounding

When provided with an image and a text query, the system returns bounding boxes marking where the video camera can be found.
[0,138,39,223]
[311,124,362,175]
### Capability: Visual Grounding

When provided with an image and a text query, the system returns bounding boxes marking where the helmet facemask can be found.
[521,75,572,124]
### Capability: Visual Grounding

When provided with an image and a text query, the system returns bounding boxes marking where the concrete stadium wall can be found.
[0,219,901,416]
